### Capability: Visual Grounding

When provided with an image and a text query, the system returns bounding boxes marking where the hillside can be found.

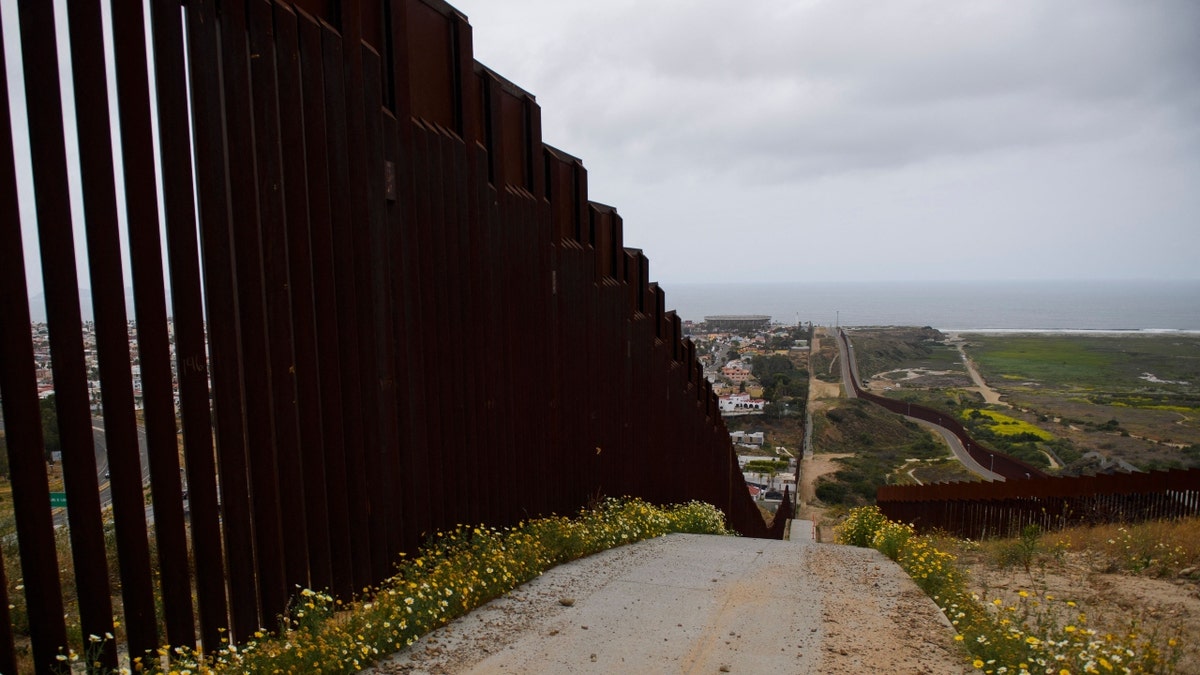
[809,398,959,505]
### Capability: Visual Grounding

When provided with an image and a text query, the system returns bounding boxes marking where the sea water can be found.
[661,280,1200,331]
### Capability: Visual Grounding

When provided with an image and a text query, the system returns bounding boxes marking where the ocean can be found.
[660,280,1200,332]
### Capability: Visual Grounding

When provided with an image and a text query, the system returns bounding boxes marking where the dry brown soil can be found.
[797,453,852,542]
[960,551,1200,673]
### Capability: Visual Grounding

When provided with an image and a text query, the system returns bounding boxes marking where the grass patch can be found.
[965,335,1200,403]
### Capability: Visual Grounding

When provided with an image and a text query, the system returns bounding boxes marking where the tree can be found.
[744,459,790,491]
[752,354,795,380]
[40,394,61,461]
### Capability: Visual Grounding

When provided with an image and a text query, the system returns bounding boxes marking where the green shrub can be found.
[871,520,915,562]
[835,505,888,547]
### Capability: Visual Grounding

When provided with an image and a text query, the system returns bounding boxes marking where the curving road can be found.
[834,329,1004,482]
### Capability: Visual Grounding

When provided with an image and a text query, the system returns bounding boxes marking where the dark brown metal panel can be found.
[185,0,259,639]
[149,0,227,649]
[275,0,333,595]
[452,13,481,145]
[249,0,309,599]
[359,0,386,54]
[406,122,438,540]
[472,143,503,520]
[511,189,542,515]
[0,9,68,669]
[451,130,481,526]
[15,1,119,667]
[495,86,528,190]
[484,185,515,522]
[460,139,487,526]
[592,204,619,280]
[436,130,468,528]
[361,41,398,583]
[414,121,450,528]
[408,1,455,127]
[112,0,196,648]
[533,185,556,517]
[388,0,414,142]
[544,147,580,244]
[298,12,354,600]
[342,0,385,593]
[321,20,374,594]
[386,0,426,553]
[289,0,338,24]
[70,0,164,656]
[221,0,289,628]
[381,109,407,558]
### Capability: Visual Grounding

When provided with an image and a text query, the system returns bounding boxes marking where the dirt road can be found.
[946,334,1008,407]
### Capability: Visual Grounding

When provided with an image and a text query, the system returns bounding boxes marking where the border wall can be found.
[878,468,1200,539]
[0,2,784,670]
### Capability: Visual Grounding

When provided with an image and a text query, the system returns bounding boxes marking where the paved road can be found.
[368,533,965,674]
[834,329,1003,482]
[50,418,152,527]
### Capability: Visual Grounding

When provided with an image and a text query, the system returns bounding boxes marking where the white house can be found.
[719,393,766,413]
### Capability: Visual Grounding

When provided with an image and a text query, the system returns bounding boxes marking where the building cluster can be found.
[736,449,796,501]
[719,392,765,413]
[28,321,181,412]
[686,318,812,417]
[730,430,765,446]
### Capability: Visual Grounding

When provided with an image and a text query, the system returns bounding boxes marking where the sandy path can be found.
[797,453,854,541]
[948,335,1008,407]
[807,330,844,410]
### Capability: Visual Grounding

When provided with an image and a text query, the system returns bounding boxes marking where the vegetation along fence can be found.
[877,468,1200,540]
[0,1,788,671]
[837,329,1046,481]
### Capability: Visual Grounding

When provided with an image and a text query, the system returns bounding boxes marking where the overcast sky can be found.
[4,1,1198,293]
[451,0,1200,284]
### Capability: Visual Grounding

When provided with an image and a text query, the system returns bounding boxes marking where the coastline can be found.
[665,279,1200,330]
[938,328,1200,335]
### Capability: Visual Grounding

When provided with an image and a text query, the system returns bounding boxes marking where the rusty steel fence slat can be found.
[17,0,121,668]
[68,0,161,658]
[187,0,262,640]
[150,0,227,651]
[276,1,335,596]
[878,468,1200,539]
[3,0,785,669]
[0,6,69,669]
[113,0,196,649]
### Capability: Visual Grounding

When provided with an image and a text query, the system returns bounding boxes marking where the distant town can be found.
[27,320,182,412]
[684,315,814,504]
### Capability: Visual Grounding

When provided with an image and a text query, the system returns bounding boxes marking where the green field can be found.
[961,333,1200,471]
[843,330,1200,474]
[965,334,1200,396]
